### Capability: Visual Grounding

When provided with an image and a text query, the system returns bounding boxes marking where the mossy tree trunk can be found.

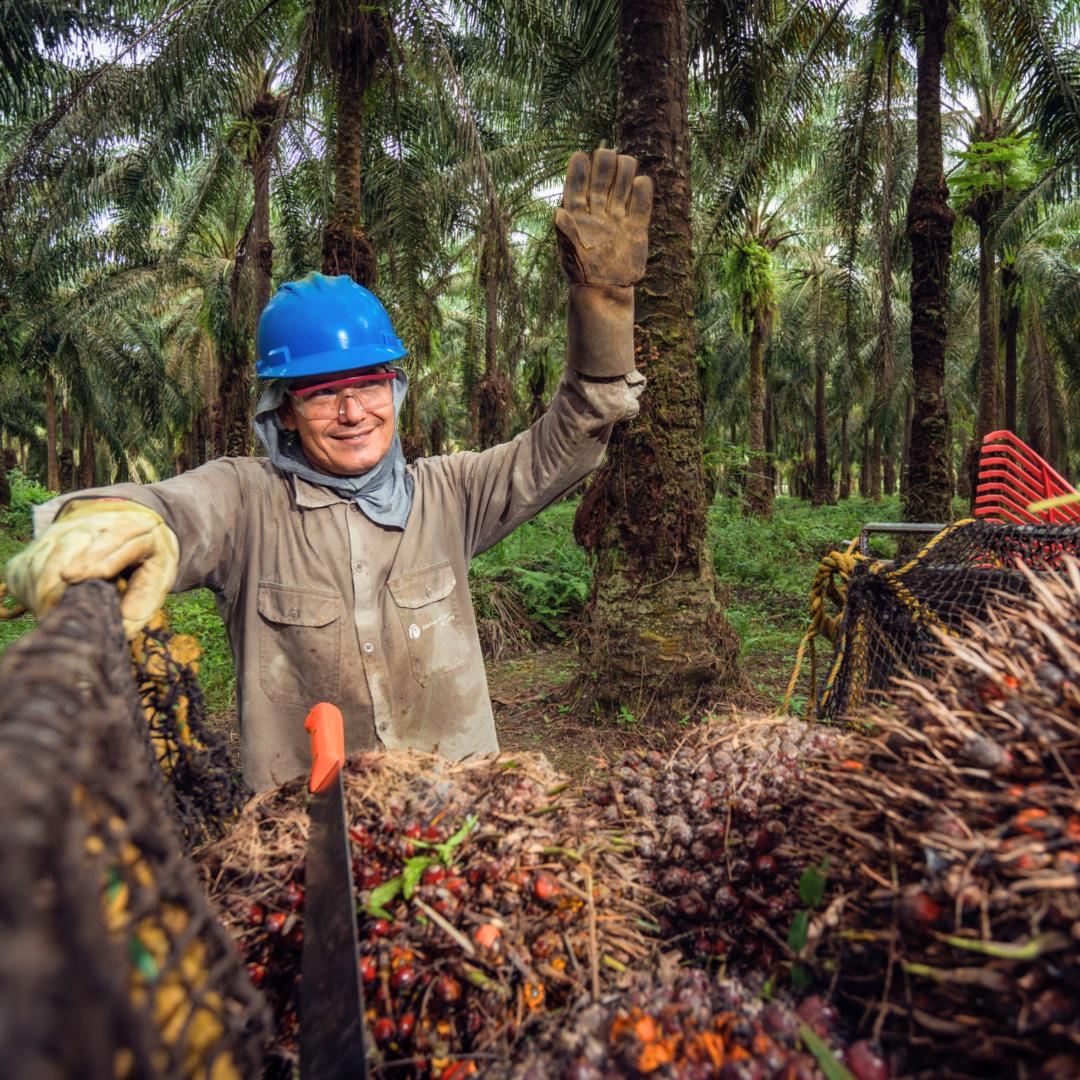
[903,0,955,524]
[968,192,1002,500]
[573,0,741,717]
[1001,262,1019,434]
[220,90,283,458]
[79,421,95,487]
[478,220,511,449]
[839,410,851,499]
[44,369,59,491]
[745,310,773,516]
[322,9,385,286]
[811,351,831,506]
[59,397,74,491]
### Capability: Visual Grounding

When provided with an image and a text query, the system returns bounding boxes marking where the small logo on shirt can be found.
[408,623,421,640]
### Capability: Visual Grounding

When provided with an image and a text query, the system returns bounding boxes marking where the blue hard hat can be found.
[256,273,407,380]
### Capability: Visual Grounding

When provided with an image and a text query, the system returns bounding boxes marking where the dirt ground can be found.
[489,643,776,780]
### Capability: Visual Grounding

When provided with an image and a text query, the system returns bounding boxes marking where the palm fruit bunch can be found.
[796,561,1080,1077]
[586,717,841,970]
[197,751,652,1078]
[500,957,887,1080]
[130,610,250,850]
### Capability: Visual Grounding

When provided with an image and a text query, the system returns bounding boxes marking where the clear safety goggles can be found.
[288,372,395,419]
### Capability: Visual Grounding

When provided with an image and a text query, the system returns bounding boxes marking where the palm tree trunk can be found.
[859,424,870,497]
[478,224,510,449]
[44,370,59,491]
[79,421,95,488]
[322,17,384,286]
[839,409,851,499]
[745,312,772,515]
[573,0,741,715]
[59,398,74,491]
[220,91,283,458]
[869,425,883,501]
[883,435,897,495]
[1001,262,1019,433]
[904,0,955,524]
[812,356,831,506]
[970,208,1000,501]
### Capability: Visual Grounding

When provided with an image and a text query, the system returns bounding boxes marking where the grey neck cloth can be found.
[252,364,414,530]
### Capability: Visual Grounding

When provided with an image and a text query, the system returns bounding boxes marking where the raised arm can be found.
[453,149,653,557]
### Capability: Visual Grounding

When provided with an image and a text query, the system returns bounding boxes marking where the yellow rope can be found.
[782,537,866,714]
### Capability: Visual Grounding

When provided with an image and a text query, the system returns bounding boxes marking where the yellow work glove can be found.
[6,497,180,638]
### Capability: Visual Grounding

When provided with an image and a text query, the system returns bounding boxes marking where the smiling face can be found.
[279,371,396,476]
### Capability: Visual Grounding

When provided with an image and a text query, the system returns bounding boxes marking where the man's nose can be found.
[338,392,369,420]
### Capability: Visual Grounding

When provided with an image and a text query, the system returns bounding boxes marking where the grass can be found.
[0,489,945,715]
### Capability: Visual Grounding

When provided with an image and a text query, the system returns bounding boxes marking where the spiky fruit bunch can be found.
[197,751,651,1078]
[800,562,1080,1077]
[500,960,886,1080]
[587,717,840,969]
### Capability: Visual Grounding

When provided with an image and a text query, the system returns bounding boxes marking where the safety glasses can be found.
[289,372,395,419]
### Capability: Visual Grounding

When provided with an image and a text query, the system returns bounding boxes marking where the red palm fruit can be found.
[248,903,265,925]
[283,879,305,911]
[397,1012,416,1040]
[424,824,444,841]
[753,855,777,878]
[349,825,374,852]
[248,962,266,986]
[391,966,417,991]
[266,912,287,934]
[359,956,377,983]
[287,925,304,947]
[372,1017,395,1045]
[434,974,462,1003]
[533,873,559,902]
[422,865,447,887]
[444,875,466,897]
[357,865,384,890]
[404,824,423,838]
[370,919,391,938]
[900,891,941,927]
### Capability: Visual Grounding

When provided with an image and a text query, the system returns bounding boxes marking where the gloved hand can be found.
[555,149,653,377]
[6,497,180,638]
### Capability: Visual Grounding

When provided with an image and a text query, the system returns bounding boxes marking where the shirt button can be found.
[425,587,433,598]
[288,606,299,619]
[378,722,387,733]
[363,642,375,654]
[354,560,364,571]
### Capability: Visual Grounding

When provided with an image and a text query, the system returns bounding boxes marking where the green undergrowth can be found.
[0,490,926,716]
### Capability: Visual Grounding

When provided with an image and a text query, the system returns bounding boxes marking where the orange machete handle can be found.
[305,702,345,793]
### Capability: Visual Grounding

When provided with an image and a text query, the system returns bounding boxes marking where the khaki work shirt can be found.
[39,369,641,791]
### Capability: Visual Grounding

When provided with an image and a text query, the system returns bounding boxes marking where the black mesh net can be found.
[818,519,1080,721]
[0,581,267,1078]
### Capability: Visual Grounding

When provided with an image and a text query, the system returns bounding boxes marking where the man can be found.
[7,149,652,791]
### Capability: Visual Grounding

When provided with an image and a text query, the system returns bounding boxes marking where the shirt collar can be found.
[291,474,346,509]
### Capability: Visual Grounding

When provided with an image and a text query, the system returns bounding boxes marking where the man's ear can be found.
[279,397,299,432]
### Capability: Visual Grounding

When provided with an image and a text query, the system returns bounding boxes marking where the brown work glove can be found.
[555,149,653,377]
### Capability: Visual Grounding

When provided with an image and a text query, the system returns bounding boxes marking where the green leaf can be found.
[791,964,810,993]
[366,876,403,918]
[409,814,479,866]
[799,1022,855,1080]
[402,856,437,900]
[799,857,829,907]
[788,909,810,954]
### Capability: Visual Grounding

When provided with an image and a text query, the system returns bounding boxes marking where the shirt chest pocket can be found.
[387,561,468,686]
[257,583,342,706]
